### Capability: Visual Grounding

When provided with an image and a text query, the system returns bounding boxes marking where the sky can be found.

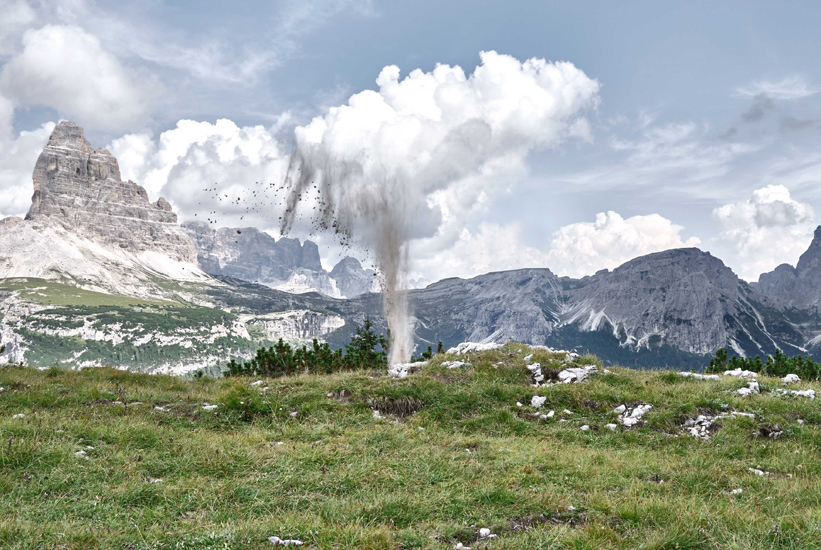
[1,0,820,283]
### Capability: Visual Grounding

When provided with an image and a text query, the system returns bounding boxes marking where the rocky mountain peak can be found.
[23,121,195,262]
[755,225,821,309]
[796,225,821,274]
[330,257,377,298]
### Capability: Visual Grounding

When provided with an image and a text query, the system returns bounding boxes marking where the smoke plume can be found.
[280,51,600,365]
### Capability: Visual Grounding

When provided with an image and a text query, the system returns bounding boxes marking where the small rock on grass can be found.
[269,536,304,546]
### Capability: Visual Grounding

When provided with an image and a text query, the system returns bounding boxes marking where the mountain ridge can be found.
[3,121,821,372]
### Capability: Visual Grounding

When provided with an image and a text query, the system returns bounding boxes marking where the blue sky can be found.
[1,0,820,282]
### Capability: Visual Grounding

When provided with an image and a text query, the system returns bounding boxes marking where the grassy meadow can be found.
[1,343,820,549]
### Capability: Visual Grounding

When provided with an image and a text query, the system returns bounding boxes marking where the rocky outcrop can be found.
[183,221,375,298]
[756,226,821,310]
[564,249,749,355]
[409,269,565,347]
[244,310,345,341]
[404,248,807,364]
[25,121,196,262]
[183,221,317,283]
[0,121,208,300]
[330,257,377,298]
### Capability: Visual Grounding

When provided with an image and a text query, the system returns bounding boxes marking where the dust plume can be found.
[278,51,600,365]
[280,148,414,364]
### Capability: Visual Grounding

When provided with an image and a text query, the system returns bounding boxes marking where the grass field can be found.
[0,278,172,307]
[1,343,820,549]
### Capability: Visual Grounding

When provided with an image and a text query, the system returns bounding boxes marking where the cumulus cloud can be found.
[736,76,818,100]
[108,119,290,229]
[712,185,816,281]
[413,223,548,282]
[0,25,158,131]
[545,211,701,278]
[0,0,35,56]
[287,50,600,252]
[0,121,54,218]
[0,93,13,139]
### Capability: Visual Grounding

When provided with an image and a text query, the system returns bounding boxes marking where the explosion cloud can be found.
[280,51,600,365]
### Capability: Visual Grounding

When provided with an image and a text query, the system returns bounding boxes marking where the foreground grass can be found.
[1,343,820,549]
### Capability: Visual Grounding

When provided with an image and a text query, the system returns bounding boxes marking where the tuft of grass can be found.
[1,343,820,548]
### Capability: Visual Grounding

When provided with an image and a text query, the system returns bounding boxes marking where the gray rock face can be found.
[409,269,565,348]
[25,122,196,262]
[757,226,821,310]
[183,221,375,298]
[183,221,317,283]
[404,248,807,363]
[565,249,748,355]
[330,257,377,298]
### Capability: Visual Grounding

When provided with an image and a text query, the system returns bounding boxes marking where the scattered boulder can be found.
[615,403,652,427]
[772,388,815,400]
[531,395,547,408]
[268,536,304,546]
[783,374,801,383]
[736,380,759,397]
[527,363,544,385]
[447,342,502,355]
[558,365,598,383]
[724,369,758,378]
[683,411,754,440]
[388,361,426,378]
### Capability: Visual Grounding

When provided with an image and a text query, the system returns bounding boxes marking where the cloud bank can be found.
[0,25,158,132]
[546,211,701,278]
[713,185,816,281]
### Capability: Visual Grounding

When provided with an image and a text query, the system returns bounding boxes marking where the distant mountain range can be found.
[2,121,821,373]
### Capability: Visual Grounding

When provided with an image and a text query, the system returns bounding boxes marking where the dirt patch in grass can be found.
[332,389,353,403]
[541,365,561,381]
[510,510,587,530]
[371,397,423,418]
[581,398,608,412]
[758,423,784,439]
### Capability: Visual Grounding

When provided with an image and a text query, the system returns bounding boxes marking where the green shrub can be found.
[226,316,388,377]
[706,347,821,380]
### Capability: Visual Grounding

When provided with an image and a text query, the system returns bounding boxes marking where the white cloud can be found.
[0,0,35,56]
[712,185,815,281]
[0,25,158,131]
[413,223,548,281]
[25,0,376,85]
[545,211,701,278]
[736,76,818,100]
[0,93,13,139]
[0,121,55,218]
[108,119,290,229]
[289,50,601,255]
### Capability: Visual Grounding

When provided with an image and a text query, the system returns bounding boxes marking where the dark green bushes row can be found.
[706,347,821,380]
[226,317,389,377]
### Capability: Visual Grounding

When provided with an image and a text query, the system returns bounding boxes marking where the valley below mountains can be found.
[2,121,821,373]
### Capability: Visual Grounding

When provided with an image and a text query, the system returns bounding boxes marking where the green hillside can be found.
[1,344,820,549]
